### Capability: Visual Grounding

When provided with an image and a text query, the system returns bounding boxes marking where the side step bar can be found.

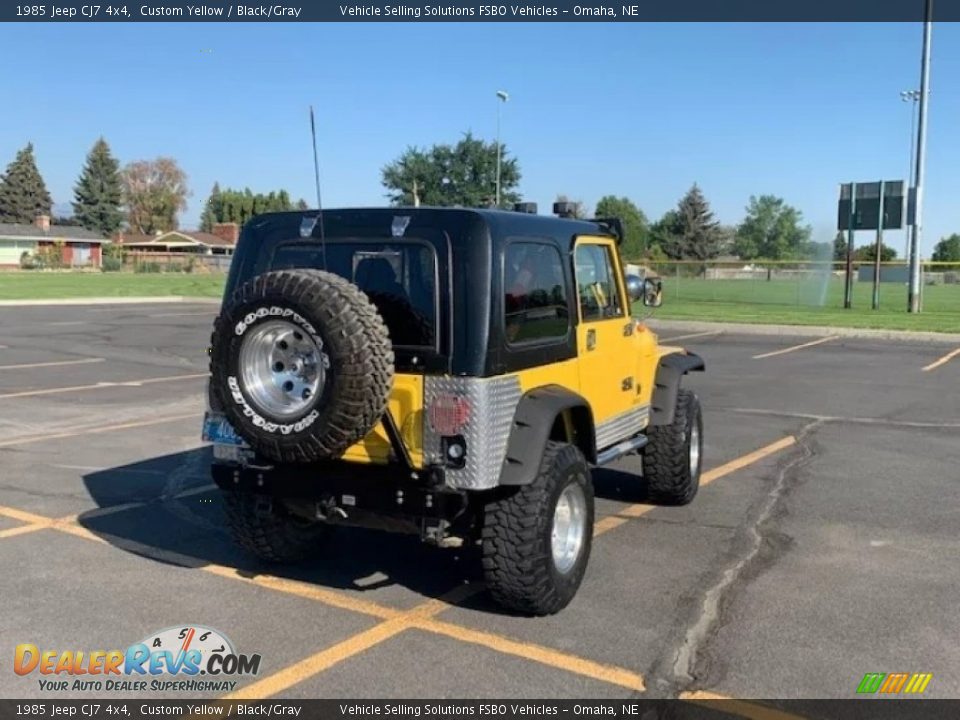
[595,434,648,466]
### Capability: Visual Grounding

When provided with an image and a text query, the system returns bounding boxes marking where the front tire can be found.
[482,442,594,616]
[222,490,331,564]
[642,388,703,505]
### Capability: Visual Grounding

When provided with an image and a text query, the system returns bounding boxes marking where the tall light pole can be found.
[901,89,920,261]
[908,0,933,313]
[495,90,509,207]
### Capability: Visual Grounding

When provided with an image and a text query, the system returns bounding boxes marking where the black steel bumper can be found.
[211,460,468,528]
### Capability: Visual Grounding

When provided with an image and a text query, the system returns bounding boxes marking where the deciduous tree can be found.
[734,195,811,260]
[381,133,521,208]
[594,196,649,260]
[121,157,190,234]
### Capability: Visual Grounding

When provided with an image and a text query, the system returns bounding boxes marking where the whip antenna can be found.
[309,105,327,268]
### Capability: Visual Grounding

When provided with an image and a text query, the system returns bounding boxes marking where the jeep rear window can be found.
[269,240,438,349]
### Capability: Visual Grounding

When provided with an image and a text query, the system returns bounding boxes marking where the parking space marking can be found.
[0,357,106,371]
[659,331,723,343]
[415,618,646,692]
[0,436,798,699]
[752,336,838,359]
[593,435,797,537]
[0,523,49,539]
[0,372,207,400]
[0,412,200,447]
[922,347,960,372]
[679,691,806,720]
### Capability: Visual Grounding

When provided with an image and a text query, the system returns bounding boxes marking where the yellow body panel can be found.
[340,373,425,468]
[341,237,679,468]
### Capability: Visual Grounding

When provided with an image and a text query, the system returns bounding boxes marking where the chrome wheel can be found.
[551,481,587,574]
[689,421,701,476]
[238,320,326,419]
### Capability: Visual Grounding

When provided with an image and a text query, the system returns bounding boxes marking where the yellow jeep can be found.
[204,204,704,615]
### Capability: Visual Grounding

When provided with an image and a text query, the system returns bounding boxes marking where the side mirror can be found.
[625,274,644,303]
[642,277,663,307]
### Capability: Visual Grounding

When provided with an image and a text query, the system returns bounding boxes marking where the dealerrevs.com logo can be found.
[14,625,261,693]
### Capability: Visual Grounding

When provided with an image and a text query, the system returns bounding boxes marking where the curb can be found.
[647,319,960,344]
[0,296,221,307]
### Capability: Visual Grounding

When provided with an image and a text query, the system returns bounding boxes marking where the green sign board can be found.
[838,180,905,231]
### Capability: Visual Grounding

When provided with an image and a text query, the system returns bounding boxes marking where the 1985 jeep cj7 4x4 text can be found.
[203,205,705,615]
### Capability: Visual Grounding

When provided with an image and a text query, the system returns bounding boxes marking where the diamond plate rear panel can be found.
[424,375,522,490]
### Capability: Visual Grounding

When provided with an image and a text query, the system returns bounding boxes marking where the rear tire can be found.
[482,442,594,616]
[222,490,330,564]
[642,389,702,505]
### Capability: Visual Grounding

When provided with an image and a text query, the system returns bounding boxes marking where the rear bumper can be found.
[211,460,467,531]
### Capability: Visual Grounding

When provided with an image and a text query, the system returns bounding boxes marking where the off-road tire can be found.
[642,389,702,505]
[482,442,594,616]
[221,490,331,564]
[209,269,394,464]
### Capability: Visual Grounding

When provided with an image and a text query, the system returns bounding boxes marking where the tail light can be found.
[428,394,470,436]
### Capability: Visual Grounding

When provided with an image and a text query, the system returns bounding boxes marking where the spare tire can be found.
[210,269,394,464]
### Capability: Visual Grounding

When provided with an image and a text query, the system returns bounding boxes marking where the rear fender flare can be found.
[650,352,705,426]
[498,385,596,486]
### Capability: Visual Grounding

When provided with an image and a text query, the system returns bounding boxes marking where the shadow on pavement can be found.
[77,449,657,612]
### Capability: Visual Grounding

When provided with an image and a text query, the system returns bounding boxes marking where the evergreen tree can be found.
[199,182,222,232]
[72,138,123,236]
[660,184,722,261]
[0,143,53,224]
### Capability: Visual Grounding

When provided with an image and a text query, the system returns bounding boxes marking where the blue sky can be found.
[1,22,957,254]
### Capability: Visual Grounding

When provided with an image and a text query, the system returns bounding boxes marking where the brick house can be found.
[0,215,108,268]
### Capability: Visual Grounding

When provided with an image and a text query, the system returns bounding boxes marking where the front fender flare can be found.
[650,351,705,426]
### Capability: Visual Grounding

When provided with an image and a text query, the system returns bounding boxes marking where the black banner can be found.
[1,1,958,23]
[0,700,958,720]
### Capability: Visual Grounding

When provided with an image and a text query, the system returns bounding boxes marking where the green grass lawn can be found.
[2,270,958,333]
[644,277,960,333]
[0,271,227,300]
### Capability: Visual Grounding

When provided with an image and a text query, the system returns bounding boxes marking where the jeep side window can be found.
[575,244,623,321]
[503,242,570,344]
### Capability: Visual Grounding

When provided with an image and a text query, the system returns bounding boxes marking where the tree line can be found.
[381,135,960,263]
[2,136,958,263]
[0,140,304,238]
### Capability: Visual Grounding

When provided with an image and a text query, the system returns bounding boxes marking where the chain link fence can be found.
[622,259,960,313]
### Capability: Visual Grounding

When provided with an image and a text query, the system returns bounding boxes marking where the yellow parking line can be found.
[0,504,54,525]
[0,523,50,539]
[416,617,646,692]
[224,616,411,700]
[701,436,796,484]
[594,435,797,538]
[0,357,106,371]
[922,347,960,372]
[0,373,207,400]
[752,336,838,360]
[0,412,200,447]
[202,565,400,621]
[224,584,485,700]
[0,436,798,699]
[680,691,807,720]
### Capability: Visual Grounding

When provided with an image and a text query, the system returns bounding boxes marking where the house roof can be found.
[0,223,108,242]
[116,230,235,248]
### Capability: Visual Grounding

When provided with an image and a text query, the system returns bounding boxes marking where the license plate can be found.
[202,413,247,447]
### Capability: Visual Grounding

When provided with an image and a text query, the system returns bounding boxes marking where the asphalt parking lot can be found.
[1,302,958,703]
